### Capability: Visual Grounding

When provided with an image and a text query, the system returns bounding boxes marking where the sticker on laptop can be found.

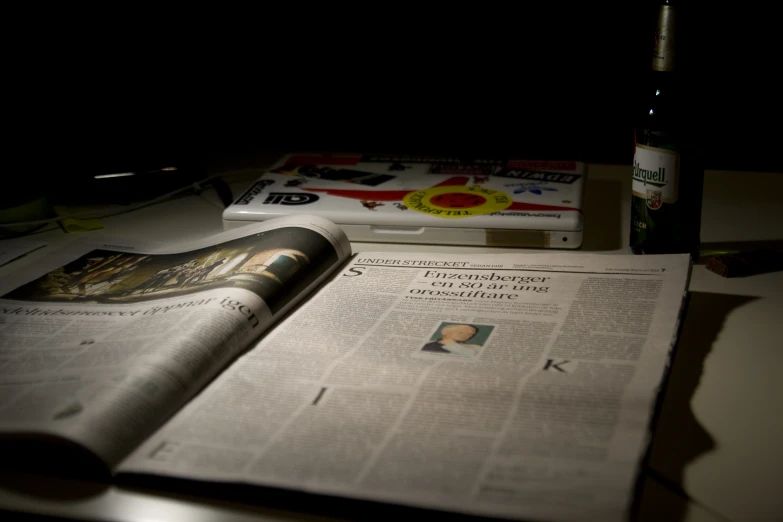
[402,185,512,218]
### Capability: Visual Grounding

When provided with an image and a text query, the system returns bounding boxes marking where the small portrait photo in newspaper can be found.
[420,322,494,358]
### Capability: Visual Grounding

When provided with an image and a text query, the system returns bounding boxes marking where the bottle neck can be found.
[652,4,676,72]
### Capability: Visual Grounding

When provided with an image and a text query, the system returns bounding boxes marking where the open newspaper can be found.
[0,216,351,467]
[0,215,691,522]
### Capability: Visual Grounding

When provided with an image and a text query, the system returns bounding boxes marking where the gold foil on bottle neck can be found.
[653,5,676,72]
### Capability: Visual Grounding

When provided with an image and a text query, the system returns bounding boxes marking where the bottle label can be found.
[632,143,679,209]
[652,5,676,72]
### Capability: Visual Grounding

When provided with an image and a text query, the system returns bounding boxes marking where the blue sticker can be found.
[504,182,559,195]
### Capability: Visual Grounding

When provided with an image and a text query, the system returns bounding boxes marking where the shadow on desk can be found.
[0,438,110,502]
[700,239,783,253]
[633,291,757,522]
[120,473,507,522]
[581,178,624,251]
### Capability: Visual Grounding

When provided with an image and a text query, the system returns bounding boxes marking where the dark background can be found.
[7,3,777,206]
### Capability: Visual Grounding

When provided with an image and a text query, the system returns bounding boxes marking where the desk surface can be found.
[1,164,781,522]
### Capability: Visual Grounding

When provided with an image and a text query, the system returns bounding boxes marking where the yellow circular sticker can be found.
[402,185,512,218]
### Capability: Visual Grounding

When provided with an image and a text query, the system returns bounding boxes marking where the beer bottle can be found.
[630,1,704,259]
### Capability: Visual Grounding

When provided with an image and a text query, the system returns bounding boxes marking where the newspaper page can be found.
[0,238,47,268]
[119,251,690,521]
[0,216,351,468]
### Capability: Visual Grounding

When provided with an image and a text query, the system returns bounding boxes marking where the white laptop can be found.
[223,154,586,248]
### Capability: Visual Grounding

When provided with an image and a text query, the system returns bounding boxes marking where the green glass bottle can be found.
[630,1,704,259]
